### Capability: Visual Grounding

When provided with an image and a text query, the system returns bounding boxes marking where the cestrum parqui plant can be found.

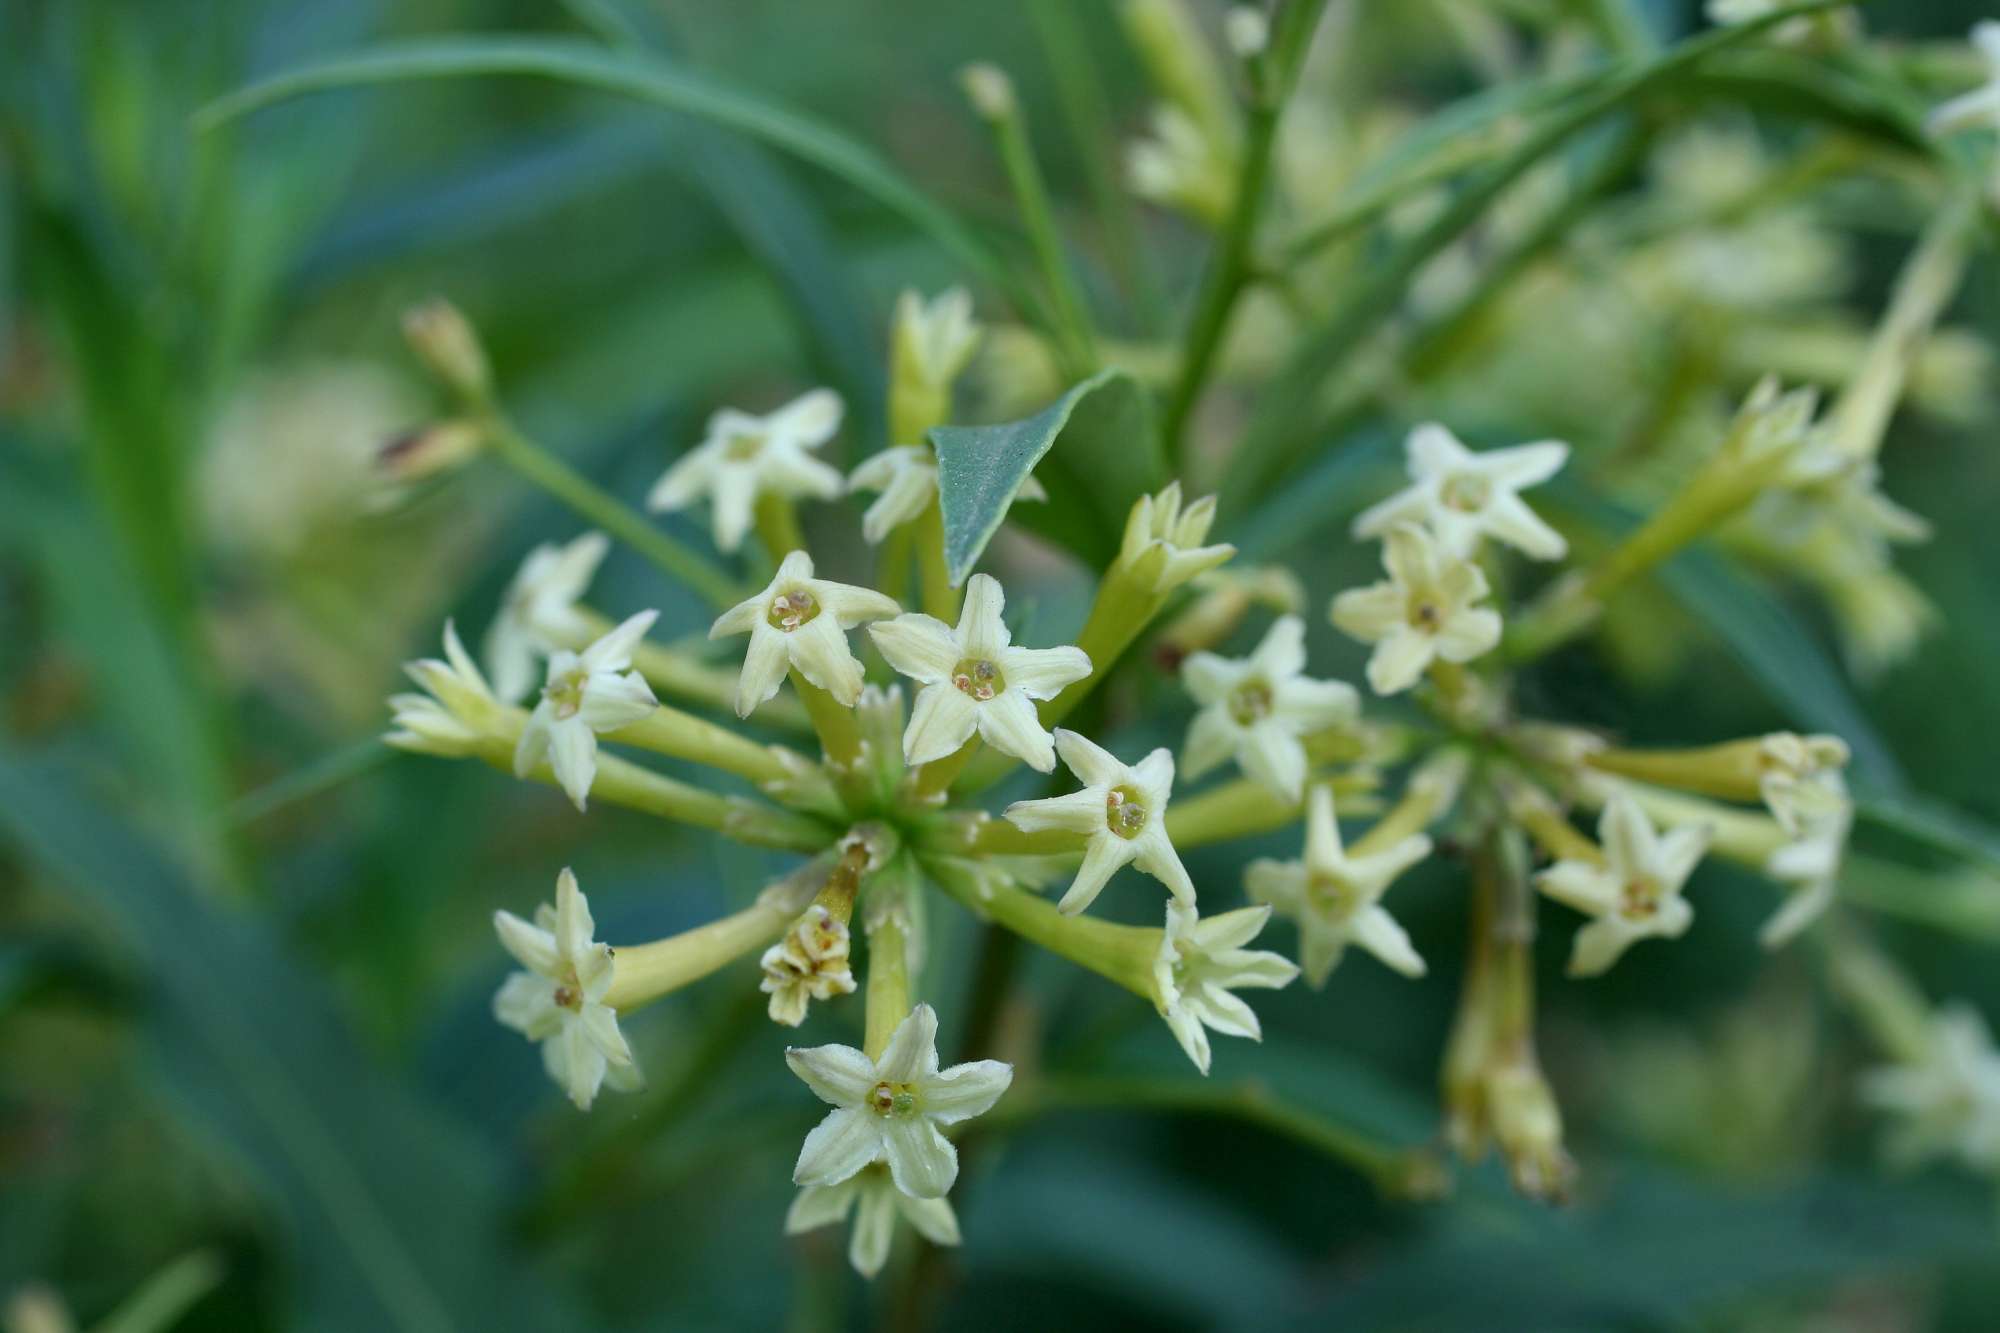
[337,0,2000,1279]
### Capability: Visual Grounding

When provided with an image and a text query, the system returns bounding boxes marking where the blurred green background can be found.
[3,1,1998,1329]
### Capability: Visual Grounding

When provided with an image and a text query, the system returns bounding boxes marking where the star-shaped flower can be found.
[709,550,900,716]
[647,388,846,552]
[1535,795,1710,976]
[1861,1004,2000,1173]
[1180,615,1359,800]
[1120,481,1235,594]
[513,610,660,809]
[1246,785,1431,986]
[869,573,1091,773]
[785,1163,961,1280]
[786,1004,1012,1199]
[1758,766,1852,948]
[1004,730,1196,915]
[1928,21,2000,137]
[1352,423,1569,561]
[386,620,504,756]
[760,904,857,1027]
[485,531,609,703]
[492,868,640,1110]
[1151,902,1299,1075]
[1331,522,1503,695]
[846,446,1045,546]
[889,286,982,442]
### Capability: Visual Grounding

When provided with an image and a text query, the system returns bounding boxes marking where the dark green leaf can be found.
[194,36,1034,317]
[931,368,1162,583]
[0,753,579,1333]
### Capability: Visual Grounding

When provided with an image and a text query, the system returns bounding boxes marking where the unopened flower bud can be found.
[1487,1058,1574,1202]
[377,417,486,483]
[1224,6,1268,59]
[959,63,1016,122]
[402,297,491,403]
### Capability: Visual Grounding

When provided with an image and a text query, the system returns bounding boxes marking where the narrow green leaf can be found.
[0,754,578,1333]
[194,36,1035,316]
[931,368,1163,584]
[1854,793,2000,877]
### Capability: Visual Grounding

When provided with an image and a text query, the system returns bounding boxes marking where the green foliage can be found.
[931,368,1163,584]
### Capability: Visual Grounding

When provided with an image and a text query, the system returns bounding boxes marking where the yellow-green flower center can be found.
[723,432,765,463]
[1621,875,1662,919]
[767,588,821,632]
[1306,873,1359,921]
[1441,471,1492,513]
[1106,784,1149,840]
[952,657,1005,701]
[1228,678,1273,726]
[868,1080,920,1117]
[546,668,587,720]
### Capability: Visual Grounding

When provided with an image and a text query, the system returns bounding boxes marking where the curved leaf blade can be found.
[931,368,1162,584]
[195,35,1030,313]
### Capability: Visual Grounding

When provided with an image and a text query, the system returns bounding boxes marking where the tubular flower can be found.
[386,620,505,756]
[514,610,660,810]
[760,905,858,1027]
[786,1004,1012,1199]
[709,550,901,716]
[1247,785,1431,985]
[1353,423,1570,561]
[785,1163,960,1280]
[493,868,640,1110]
[1535,795,1710,977]
[647,388,846,552]
[1005,730,1196,915]
[1119,481,1236,594]
[1861,1004,2000,1173]
[870,573,1091,772]
[1151,902,1299,1075]
[1331,523,1503,695]
[1180,615,1359,800]
[485,531,609,703]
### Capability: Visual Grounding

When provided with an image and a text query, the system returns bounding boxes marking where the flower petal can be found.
[923,1059,1013,1124]
[955,573,1011,656]
[1004,788,1105,836]
[1249,615,1307,680]
[870,614,960,683]
[847,1180,898,1278]
[903,683,980,767]
[1180,706,1238,781]
[881,1116,958,1199]
[794,1107,883,1187]
[1366,625,1435,695]
[875,1004,942,1084]
[548,718,599,810]
[788,614,865,706]
[998,644,1091,700]
[976,689,1055,772]
[894,1190,961,1248]
[736,624,792,718]
[1053,729,1124,788]
[785,1179,858,1235]
[1236,722,1306,802]
[786,1042,877,1107]
[1351,905,1426,977]
[1133,825,1197,905]
[494,911,560,974]
[1058,833,1135,915]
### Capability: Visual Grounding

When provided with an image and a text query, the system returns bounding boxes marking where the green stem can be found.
[1163,0,1327,467]
[974,73,1098,375]
[607,705,808,791]
[484,416,742,608]
[1824,187,1979,461]
[753,490,806,561]
[927,856,1161,997]
[1027,0,1165,328]
[791,670,864,772]
[864,911,912,1061]
[978,1075,1446,1197]
[913,497,959,623]
[604,897,796,1011]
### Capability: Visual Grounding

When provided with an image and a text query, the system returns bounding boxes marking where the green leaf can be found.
[194,35,1034,317]
[1854,793,2000,877]
[931,368,1163,584]
[0,753,579,1333]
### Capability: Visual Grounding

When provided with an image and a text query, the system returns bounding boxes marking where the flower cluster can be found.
[362,7,2000,1283]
